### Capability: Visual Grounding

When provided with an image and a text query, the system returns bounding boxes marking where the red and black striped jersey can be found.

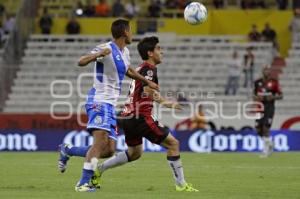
[122,62,158,117]
[254,78,282,105]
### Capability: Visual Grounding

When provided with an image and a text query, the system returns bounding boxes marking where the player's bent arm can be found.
[78,48,111,67]
[126,67,159,90]
[253,94,262,101]
[143,86,182,110]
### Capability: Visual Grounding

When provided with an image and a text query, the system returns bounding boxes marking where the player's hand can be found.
[266,95,274,102]
[147,81,159,91]
[173,102,183,110]
[253,95,263,101]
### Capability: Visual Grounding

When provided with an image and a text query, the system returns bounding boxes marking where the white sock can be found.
[83,157,98,171]
[262,136,272,154]
[167,156,186,186]
[83,162,93,170]
[99,151,129,173]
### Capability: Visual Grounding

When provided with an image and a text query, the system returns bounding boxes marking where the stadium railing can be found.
[0,0,38,111]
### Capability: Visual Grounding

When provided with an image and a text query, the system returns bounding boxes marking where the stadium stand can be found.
[0,0,297,117]
[4,33,297,115]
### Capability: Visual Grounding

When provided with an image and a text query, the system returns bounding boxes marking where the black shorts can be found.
[117,116,170,147]
[255,104,275,128]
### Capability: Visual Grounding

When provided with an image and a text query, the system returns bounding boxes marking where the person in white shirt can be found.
[125,0,140,18]
[225,51,242,95]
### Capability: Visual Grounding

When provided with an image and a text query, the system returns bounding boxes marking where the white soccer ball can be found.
[184,2,208,25]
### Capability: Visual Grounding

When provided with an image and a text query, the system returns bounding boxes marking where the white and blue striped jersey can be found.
[86,41,130,106]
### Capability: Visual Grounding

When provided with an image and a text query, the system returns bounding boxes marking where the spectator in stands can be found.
[262,23,276,42]
[112,0,125,17]
[289,9,300,42]
[178,0,191,10]
[125,0,140,19]
[148,0,161,17]
[262,23,279,54]
[66,16,81,35]
[254,0,266,8]
[248,24,261,42]
[0,3,5,17]
[191,105,207,130]
[176,90,189,103]
[243,47,255,88]
[83,0,96,17]
[277,0,288,10]
[225,51,242,95]
[241,0,266,9]
[293,0,300,9]
[165,0,179,9]
[213,0,224,9]
[95,0,110,17]
[39,8,52,34]
[0,22,4,47]
[3,13,15,34]
[241,0,250,9]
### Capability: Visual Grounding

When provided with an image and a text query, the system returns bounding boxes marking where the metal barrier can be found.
[0,0,38,111]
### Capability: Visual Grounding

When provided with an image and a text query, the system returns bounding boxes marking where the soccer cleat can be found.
[75,182,96,192]
[58,144,70,173]
[90,166,102,189]
[175,183,199,192]
[259,153,269,158]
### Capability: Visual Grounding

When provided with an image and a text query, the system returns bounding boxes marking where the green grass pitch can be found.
[0,152,299,199]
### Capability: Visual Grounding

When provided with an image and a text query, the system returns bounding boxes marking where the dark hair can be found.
[137,36,159,60]
[111,19,130,39]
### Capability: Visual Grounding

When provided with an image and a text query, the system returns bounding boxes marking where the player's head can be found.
[137,36,162,64]
[262,65,271,79]
[111,19,132,44]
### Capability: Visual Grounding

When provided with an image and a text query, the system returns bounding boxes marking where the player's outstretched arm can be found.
[126,67,159,90]
[267,93,283,101]
[144,86,182,110]
[78,48,111,67]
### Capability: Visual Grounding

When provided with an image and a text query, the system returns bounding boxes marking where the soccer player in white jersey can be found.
[63,19,158,192]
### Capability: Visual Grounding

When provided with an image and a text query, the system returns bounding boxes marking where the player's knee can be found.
[100,149,115,158]
[128,150,142,161]
[169,138,180,151]
[256,127,263,137]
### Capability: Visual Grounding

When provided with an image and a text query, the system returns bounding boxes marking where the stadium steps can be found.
[5,34,297,115]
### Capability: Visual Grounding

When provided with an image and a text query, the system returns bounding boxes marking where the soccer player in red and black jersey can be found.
[92,36,199,192]
[253,66,283,157]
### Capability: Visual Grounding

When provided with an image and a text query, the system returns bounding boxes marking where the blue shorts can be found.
[85,103,117,141]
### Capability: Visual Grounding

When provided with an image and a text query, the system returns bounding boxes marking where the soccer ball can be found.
[184,2,207,25]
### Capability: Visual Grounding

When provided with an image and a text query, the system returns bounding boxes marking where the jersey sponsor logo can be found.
[116,55,121,61]
[94,116,102,124]
[145,75,153,80]
[147,70,153,77]
[145,70,154,80]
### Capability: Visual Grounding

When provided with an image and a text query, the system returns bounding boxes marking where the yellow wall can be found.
[35,10,293,56]
[158,10,292,56]
[36,18,137,35]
